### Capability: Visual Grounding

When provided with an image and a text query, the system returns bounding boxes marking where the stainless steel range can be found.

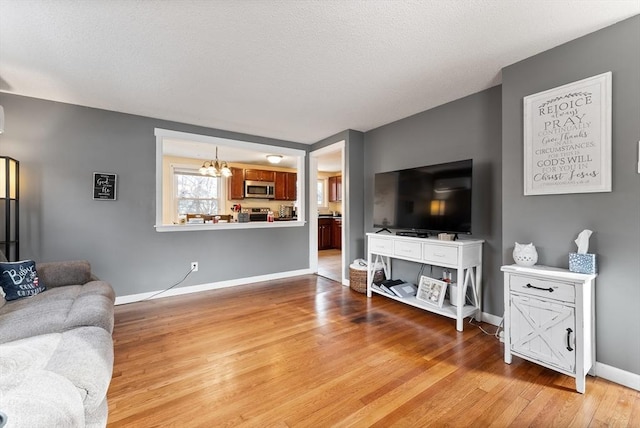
[241,207,270,222]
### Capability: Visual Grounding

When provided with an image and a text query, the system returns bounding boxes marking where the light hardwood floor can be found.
[317,249,342,282]
[107,275,639,427]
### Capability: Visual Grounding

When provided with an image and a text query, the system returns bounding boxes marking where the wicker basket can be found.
[349,266,367,294]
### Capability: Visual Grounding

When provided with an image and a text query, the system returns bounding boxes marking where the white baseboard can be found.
[115,268,313,305]
[481,312,503,327]
[595,362,640,391]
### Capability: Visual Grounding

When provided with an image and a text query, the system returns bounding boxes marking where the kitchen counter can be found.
[155,219,305,232]
[274,217,297,222]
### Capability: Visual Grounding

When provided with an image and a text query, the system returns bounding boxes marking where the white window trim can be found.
[317,178,328,209]
[171,164,226,223]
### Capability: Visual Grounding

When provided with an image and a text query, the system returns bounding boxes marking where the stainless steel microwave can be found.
[245,180,275,199]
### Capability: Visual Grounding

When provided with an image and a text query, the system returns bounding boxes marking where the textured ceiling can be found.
[0,0,638,144]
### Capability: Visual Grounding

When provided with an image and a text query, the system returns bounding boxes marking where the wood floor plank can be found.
[590,378,639,427]
[107,275,639,427]
[629,391,640,428]
[377,339,503,426]
[318,248,343,283]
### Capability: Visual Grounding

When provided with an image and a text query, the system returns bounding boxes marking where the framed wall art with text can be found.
[93,172,117,201]
[523,72,611,196]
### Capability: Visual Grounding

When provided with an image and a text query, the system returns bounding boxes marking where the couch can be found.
[0,255,115,427]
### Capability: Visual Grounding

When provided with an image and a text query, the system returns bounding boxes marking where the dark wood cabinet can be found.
[328,175,342,202]
[318,218,341,250]
[245,169,275,182]
[331,219,342,250]
[227,167,244,200]
[286,172,297,200]
[318,218,333,250]
[230,168,295,201]
[274,172,287,200]
[274,172,297,201]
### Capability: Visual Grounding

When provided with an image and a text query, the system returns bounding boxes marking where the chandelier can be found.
[199,147,232,177]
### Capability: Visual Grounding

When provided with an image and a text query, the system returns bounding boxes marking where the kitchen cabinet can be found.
[274,172,297,201]
[318,218,333,250]
[328,176,342,202]
[287,172,297,200]
[502,265,596,393]
[331,218,342,250]
[245,169,275,182]
[227,167,244,200]
[274,172,287,200]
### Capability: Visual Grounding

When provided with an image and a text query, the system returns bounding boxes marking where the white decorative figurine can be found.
[512,242,538,266]
[569,229,597,274]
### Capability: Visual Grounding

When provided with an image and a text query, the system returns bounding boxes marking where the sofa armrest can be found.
[36,260,93,288]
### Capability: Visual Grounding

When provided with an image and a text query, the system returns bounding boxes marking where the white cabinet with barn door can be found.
[502,265,596,393]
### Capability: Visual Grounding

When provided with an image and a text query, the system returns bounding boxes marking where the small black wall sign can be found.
[93,172,117,200]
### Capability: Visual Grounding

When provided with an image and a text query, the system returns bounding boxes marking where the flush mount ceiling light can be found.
[266,155,283,164]
[199,146,232,177]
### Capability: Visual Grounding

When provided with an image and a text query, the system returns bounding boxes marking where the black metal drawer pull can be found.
[566,328,574,351]
[525,283,554,292]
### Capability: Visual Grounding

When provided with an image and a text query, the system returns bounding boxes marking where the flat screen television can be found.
[373,159,473,235]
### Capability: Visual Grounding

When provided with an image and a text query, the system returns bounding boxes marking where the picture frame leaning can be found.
[523,71,612,196]
[416,275,447,308]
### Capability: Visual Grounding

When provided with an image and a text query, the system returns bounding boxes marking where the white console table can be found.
[502,264,596,393]
[366,233,484,331]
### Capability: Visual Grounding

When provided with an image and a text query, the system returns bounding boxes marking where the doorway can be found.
[317,249,342,282]
[310,141,346,284]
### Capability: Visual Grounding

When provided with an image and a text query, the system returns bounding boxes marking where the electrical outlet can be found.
[190,262,198,272]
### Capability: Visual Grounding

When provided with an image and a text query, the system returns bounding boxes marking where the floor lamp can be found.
[0,156,19,261]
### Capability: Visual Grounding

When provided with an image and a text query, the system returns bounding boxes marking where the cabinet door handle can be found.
[525,283,554,293]
[566,328,574,352]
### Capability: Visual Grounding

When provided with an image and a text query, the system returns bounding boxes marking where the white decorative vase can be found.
[513,242,538,266]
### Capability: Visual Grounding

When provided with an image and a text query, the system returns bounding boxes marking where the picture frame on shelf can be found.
[416,276,447,307]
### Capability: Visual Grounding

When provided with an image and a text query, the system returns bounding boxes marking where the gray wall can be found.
[502,16,640,375]
[311,129,366,278]
[0,94,311,297]
[363,86,503,315]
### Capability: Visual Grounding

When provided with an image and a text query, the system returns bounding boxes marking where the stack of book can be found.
[377,279,417,298]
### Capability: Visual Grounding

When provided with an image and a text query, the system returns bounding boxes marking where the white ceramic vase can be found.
[513,242,538,266]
